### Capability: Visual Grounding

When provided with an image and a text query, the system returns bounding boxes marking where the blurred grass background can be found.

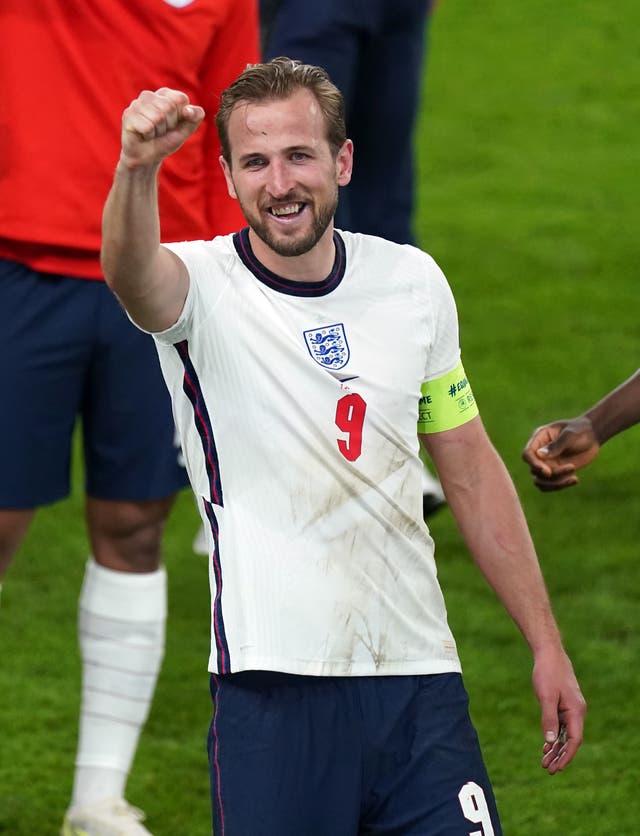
[1,1,639,833]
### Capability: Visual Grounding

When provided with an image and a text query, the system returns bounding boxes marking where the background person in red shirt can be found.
[0,2,259,834]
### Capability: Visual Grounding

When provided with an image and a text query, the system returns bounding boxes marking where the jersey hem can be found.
[208,656,462,677]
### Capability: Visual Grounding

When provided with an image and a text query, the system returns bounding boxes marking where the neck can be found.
[248,225,336,282]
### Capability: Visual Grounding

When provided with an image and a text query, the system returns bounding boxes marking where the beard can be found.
[239,186,339,257]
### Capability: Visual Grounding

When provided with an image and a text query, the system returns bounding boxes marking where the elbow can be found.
[100,235,130,297]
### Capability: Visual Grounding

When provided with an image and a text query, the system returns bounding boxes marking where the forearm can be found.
[584,369,640,444]
[425,424,564,654]
[100,88,202,331]
[456,455,560,650]
[101,157,189,331]
[101,160,163,302]
[423,419,586,769]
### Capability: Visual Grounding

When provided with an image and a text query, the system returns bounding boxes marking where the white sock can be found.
[71,558,167,808]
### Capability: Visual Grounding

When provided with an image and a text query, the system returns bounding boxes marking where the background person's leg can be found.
[63,284,188,835]
[71,557,165,802]
[0,510,35,582]
[346,0,431,244]
[0,262,86,584]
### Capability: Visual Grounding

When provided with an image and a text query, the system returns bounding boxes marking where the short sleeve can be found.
[151,237,233,345]
[422,255,462,382]
[418,256,479,433]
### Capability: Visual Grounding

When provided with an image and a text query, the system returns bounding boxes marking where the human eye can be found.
[244,156,265,169]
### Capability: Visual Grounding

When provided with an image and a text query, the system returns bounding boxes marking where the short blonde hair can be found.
[216,56,346,165]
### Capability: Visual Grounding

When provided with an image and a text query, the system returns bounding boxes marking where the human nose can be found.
[267,158,295,198]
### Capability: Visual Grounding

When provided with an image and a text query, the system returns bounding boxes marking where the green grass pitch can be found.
[2,1,640,832]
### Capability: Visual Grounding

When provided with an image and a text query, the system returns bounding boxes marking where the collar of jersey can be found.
[233,227,346,297]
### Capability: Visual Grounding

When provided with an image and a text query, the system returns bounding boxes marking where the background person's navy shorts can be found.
[0,258,189,508]
[208,670,502,836]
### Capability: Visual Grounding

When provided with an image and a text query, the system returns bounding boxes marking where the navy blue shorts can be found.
[208,671,502,836]
[0,258,189,507]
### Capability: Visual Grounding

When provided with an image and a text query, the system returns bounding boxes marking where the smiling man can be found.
[101,58,585,836]
[219,86,350,260]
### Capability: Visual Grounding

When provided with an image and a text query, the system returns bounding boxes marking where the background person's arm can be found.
[522,369,640,491]
[420,417,586,773]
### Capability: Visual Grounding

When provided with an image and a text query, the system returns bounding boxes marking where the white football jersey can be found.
[153,229,466,676]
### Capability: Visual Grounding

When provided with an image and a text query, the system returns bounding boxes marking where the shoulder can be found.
[163,233,240,279]
[339,230,438,267]
[338,231,450,291]
[164,233,235,260]
[163,233,246,315]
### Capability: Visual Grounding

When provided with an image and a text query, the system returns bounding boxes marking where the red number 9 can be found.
[335,393,367,461]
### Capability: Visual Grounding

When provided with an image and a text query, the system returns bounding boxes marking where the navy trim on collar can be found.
[233,227,346,297]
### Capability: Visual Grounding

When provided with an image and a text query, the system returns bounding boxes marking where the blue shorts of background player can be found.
[208,671,502,835]
[0,258,188,508]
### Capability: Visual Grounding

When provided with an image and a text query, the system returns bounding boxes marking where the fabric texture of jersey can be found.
[0,0,259,278]
[151,230,471,677]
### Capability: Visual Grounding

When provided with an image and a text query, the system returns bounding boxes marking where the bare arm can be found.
[522,369,640,491]
[101,88,205,332]
[420,417,586,773]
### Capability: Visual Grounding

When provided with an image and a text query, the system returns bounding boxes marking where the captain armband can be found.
[417,360,479,434]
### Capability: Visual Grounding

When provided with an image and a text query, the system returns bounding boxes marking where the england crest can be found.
[303,323,350,370]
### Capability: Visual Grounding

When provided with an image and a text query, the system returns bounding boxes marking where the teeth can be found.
[271,203,301,216]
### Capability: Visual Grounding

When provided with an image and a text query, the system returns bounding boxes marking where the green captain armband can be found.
[418,361,479,433]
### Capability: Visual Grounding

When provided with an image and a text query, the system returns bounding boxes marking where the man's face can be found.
[220,89,352,257]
